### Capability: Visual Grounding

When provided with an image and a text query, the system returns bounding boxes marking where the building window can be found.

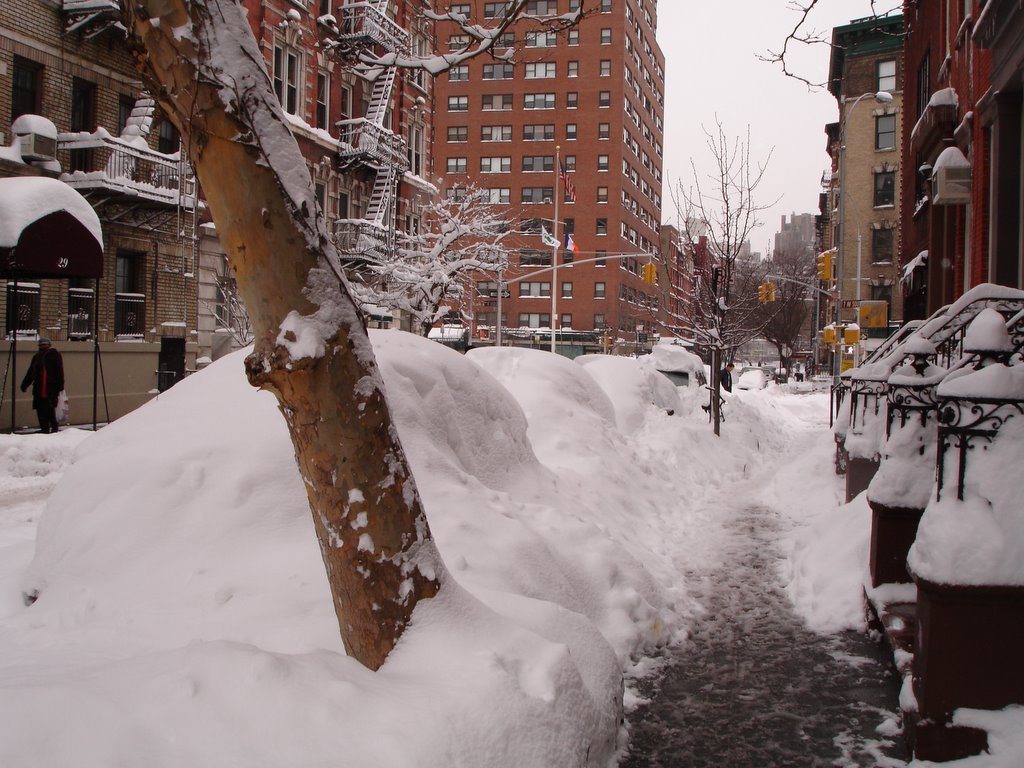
[447,157,467,173]
[408,125,424,176]
[567,61,579,78]
[598,123,610,139]
[117,94,134,136]
[495,32,515,48]
[566,123,578,140]
[597,154,609,171]
[523,124,554,141]
[598,90,611,107]
[522,155,554,172]
[6,283,40,338]
[566,92,578,109]
[340,85,353,121]
[524,93,556,110]
[273,43,301,115]
[874,171,896,207]
[482,125,513,141]
[448,96,468,111]
[70,78,97,172]
[526,0,557,14]
[525,30,557,47]
[483,2,508,17]
[875,114,897,151]
[600,0,612,10]
[450,3,471,15]
[482,94,514,110]
[872,228,894,263]
[11,57,42,121]
[449,65,470,82]
[448,34,471,51]
[564,155,576,171]
[519,313,551,328]
[877,59,897,92]
[600,28,612,44]
[525,62,556,79]
[480,156,511,173]
[519,281,551,297]
[594,282,606,299]
[483,63,515,80]
[486,188,511,204]
[567,30,579,46]
[596,218,608,235]
[600,60,611,77]
[594,313,606,328]
[521,187,553,203]
[597,186,608,203]
[595,251,607,266]
[520,249,551,266]
[448,126,468,142]
[157,116,179,154]
[315,71,330,130]
[562,282,573,298]
[560,313,572,328]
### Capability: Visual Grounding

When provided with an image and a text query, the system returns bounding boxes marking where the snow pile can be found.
[0,332,714,767]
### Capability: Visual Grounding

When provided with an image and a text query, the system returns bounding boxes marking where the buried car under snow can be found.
[638,343,708,388]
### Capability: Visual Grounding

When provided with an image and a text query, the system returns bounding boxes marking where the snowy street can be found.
[0,337,1020,767]
[621,420,908,767]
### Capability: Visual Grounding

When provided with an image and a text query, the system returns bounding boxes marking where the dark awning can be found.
[0,177,104,279]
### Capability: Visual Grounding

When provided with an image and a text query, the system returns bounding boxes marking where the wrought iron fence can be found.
[114,292,145,339]
[67,287,94,340]
[5,283,40,339]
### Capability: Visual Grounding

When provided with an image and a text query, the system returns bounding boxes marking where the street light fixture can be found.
[834,90,893,376]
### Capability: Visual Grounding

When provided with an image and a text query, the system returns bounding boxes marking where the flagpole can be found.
[551,146,560,354]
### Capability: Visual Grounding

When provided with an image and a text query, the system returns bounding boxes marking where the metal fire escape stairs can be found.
[331,1,411,263]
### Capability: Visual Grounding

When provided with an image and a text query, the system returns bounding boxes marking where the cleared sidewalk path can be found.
[621,501,909,767]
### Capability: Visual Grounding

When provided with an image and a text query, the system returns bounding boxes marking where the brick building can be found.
[1,2,197,346]
[828,14,905,331]
[901,0,993,319]
[433,0,667,349]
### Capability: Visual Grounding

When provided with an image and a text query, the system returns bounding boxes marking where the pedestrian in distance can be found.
[720,362,735,393]
[20,337,65,434]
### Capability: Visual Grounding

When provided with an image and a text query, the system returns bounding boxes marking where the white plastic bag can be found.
[56,390,69,425]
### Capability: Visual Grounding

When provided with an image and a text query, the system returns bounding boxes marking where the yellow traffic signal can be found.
[844,324,861,345]
[766,282,776,302]
[816,250,832,282]
[758,282,768,302]
[823,325,837,345]
[641,262,657,284]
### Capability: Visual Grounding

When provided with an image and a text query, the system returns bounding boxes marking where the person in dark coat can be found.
[20,337,64,434]
[720,362,735,393]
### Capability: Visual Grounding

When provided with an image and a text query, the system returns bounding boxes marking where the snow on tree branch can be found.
[349,187,512,334]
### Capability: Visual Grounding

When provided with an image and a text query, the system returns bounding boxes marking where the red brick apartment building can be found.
[901,0,1024,319]
[433,0,667,347]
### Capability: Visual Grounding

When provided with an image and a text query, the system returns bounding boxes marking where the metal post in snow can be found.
[551,146,560,354]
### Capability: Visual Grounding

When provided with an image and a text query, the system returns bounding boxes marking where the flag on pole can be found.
[565,232,580,256]
[540,224,559,248]
[559,161,576,203]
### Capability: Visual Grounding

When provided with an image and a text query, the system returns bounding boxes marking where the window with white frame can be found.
[480,156,511,173]
[525,62,557,79]
[447,125,468,142]
[521,186,553,203]
[482,93,513,110]
[519,313,551,328]
[525,30,557,47]
[519,281,551,297]
[486,188,511,204]
[483,63,515,79]
[482,125,513,141]
[522,155,554,172]
[877,59,896,92]
[315,71,330,130]
[448,95,468,111]
[524,93,556,109]
[448,65,469,82]
[447,157,467,173]
[594,282,606,298]
[273,42,301,115]
[523,124,554,141]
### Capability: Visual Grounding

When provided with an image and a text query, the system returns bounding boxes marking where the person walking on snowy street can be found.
[21,337,64,434]
[720,362,735,393]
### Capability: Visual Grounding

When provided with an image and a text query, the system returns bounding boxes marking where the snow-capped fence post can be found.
[903,309,1024,761]
[865,338,941,587]
[842,368,887,502]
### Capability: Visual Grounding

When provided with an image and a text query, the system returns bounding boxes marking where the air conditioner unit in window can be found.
[932,147,972,205]
[18,132,57,162]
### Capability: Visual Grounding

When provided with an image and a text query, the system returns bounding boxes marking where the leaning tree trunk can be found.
[120,0,441,670]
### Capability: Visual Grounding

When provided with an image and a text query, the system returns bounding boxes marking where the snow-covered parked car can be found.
[638,343,708,389]
[736,367,769,390]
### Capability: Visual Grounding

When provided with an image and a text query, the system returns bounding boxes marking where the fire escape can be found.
[328,1,410,263]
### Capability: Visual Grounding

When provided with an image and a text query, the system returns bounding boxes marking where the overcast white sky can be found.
[657,0,894,254]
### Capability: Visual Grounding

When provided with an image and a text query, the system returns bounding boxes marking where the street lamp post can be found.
[835,90,892,376]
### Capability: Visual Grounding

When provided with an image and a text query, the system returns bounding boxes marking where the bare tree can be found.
[349,187,512,336]
[118,0,581,670]
[759,247,815,375]
[759,1,901,88]
[675,121,775,434]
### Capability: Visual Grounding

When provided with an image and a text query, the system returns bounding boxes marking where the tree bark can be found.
[120,0,441,670]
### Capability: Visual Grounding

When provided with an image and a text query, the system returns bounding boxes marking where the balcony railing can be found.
[114,292,146,339]
[327,3,411,55]
[335,220,390,261]
[57,131,196,208]
[336,119,409,171]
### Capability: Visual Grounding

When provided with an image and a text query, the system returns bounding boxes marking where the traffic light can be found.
[823,325,837,345]
[766,282,776,302]
[641,262,657,284]
[816,250,832,282]
[758,282,776,302]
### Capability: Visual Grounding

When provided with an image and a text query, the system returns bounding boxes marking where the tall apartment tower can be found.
[434,0,666,346]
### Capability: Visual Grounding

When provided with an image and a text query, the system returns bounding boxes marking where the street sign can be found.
[840,299,859,309]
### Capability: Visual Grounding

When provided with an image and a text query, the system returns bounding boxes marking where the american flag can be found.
[559,161,576,203]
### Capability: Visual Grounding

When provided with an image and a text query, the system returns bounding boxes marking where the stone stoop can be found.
[864,586,990,762]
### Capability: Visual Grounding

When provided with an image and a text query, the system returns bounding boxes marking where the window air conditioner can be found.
[932,164,971,205]
[18,132,57,162]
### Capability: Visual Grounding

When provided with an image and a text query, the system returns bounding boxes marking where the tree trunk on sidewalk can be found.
[119,0,441,670]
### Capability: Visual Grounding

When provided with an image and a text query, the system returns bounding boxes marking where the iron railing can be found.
[114,292,145,338]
